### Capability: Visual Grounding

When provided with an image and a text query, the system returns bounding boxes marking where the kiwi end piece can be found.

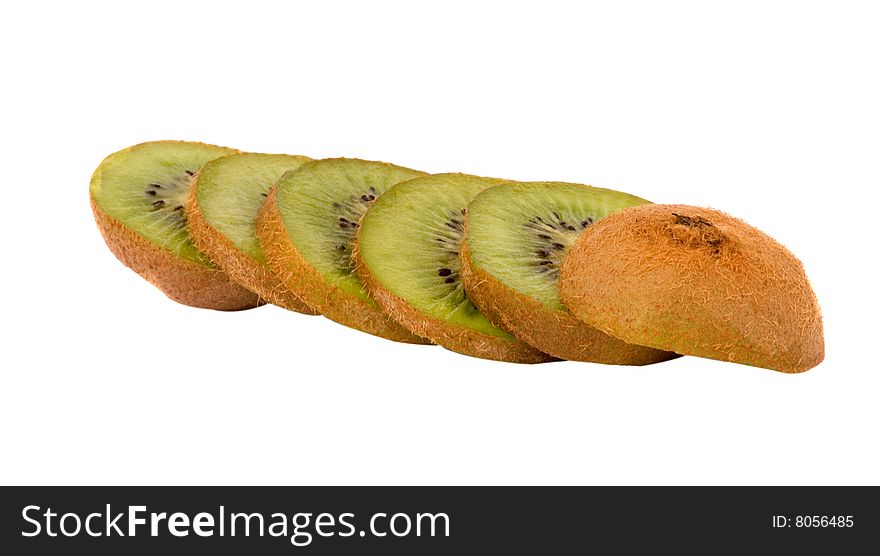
[462,182,677,364]
[90,141,261,310]
[356,173,554,364]
[257,158,432,344]
[186,153,318,314]
[558,204,824,373]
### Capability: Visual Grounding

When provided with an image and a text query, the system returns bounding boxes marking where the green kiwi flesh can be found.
[466,182,653,309]
[90,141,262,310]
[274,158,426,300]
[463,182,677,364]
[356,174,553,363]
[260,158,431,342]
[187,152,317,313]
[193,153,312,263]
[91,141,237,265]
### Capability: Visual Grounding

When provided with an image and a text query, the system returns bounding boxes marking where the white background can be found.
[1,1,878,485]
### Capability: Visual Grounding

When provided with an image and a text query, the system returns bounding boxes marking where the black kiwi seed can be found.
[330,188,383,272]
[431,208,469,288]
[142,170,196,227]
[524,210,598,280]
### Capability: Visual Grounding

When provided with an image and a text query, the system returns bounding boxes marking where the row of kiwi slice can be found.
[90,141,824,373]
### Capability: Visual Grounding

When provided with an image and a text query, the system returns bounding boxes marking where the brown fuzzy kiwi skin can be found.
[91,195,261,311]
[459,238,677,365]
[256,186,430,344]
[558,204,824,373]
[185,179,318,315]
[353,240,555,364]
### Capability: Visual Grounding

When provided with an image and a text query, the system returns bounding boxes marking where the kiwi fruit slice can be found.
[355,174,554,363]
[90,141,261,310]
[460,182,676,365]
[186,153,317,314]
[256,158,431,343]
[558,204,824,373]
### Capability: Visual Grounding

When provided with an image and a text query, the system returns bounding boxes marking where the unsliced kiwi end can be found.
[558,204,824,373]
